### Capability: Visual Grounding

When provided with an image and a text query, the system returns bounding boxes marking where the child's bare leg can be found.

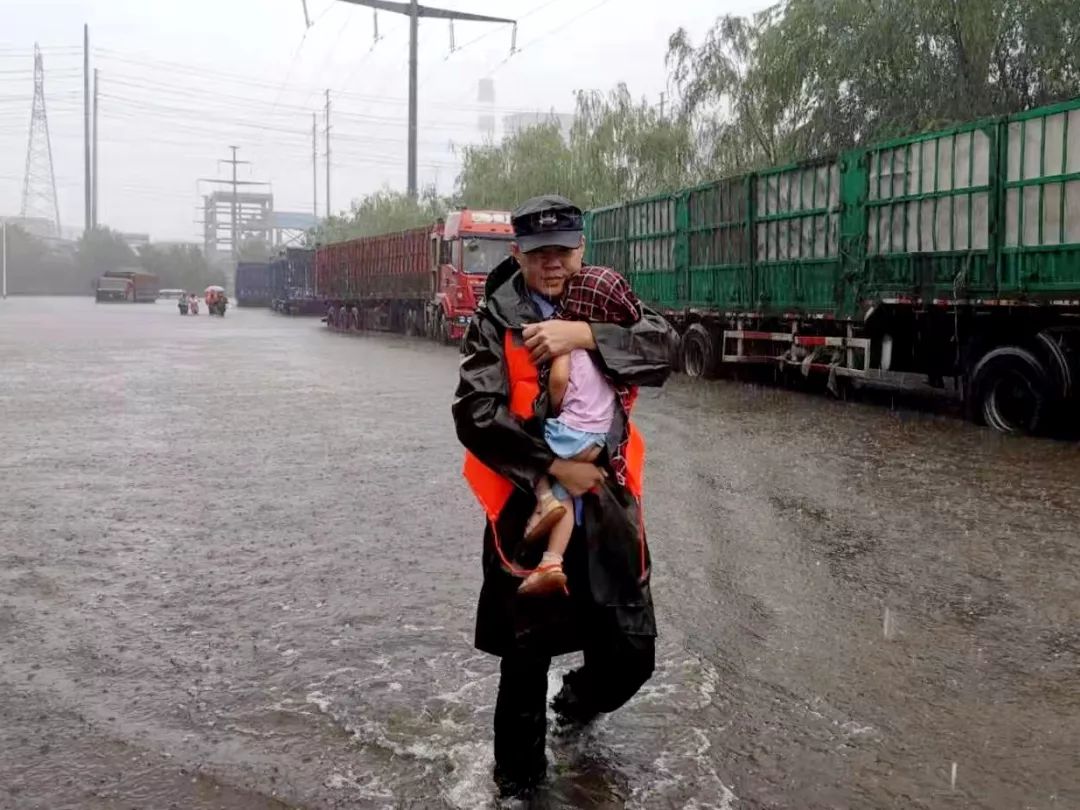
[544,498,575,558]
[523,475,566,544]
[535,476,553,500]
[519,492,573,596]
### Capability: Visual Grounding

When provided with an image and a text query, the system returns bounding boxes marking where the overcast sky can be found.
[1,0,767,242]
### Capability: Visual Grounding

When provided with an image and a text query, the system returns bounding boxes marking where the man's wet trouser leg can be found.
[552,633,655,723]
[493,650,551,795]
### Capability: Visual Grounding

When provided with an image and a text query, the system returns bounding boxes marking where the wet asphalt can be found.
[1,297,1078,809]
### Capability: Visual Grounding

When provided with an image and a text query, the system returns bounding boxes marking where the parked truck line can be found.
[318,210,513,343]
[584,96,1080,435]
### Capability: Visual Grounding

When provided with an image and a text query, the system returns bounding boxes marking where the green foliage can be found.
[455,123,575,210]
[238,237,271,262]
[305,2,1077,241]
[75,227,137,276]
[669,0,1080,171]
[1,225,83,295]
[455,1,1079,213]
[312,186,449,243]
[137,243,224,293]
[455,86,696,211]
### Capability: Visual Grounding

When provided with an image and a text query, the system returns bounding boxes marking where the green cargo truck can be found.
[585,97,1080,434]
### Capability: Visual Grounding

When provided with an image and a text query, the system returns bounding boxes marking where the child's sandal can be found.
[518,563,568,596]
[523,495,566,545]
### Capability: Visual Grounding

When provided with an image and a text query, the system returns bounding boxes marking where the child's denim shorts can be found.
[544,418,606,502]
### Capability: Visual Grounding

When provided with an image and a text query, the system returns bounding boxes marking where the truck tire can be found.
[437,312,452,345]
[1034,330,1073,402]
[681,324,715,379]
[969,346,1051,434]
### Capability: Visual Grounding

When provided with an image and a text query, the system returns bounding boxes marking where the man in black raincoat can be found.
[452,195,678,796]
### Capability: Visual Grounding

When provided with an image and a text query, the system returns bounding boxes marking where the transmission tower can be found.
[20,44,61,237]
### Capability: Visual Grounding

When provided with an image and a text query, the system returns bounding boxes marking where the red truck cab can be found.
[428,209,513,342]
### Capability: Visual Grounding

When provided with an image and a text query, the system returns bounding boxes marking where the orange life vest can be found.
[462,329,645,524]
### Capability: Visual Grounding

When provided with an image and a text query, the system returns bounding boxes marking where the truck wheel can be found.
[681,324,715,379]
[1034,330,1073,402]
[969,346,1050,434]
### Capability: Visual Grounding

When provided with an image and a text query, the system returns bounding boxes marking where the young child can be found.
[519,265,643,596]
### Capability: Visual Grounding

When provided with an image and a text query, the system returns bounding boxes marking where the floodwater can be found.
[1,297,1078,810]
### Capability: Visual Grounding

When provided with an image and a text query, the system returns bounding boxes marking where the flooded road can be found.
[1,297,1078,810]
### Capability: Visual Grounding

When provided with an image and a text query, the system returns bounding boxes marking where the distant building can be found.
[477,79,496,140]
[152,240,202,250]
[503,111,575,142]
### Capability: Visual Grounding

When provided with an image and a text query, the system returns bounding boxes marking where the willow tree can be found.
[455,123,576,211]
[455,85,696,210]
[312,187,448,243]
[669,0,1080,172]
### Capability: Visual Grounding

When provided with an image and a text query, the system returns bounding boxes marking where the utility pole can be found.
[2,221,7,300]
[218,146,250,261]
[92,68,99,228]
[324,90,331,218]
[312,112,318,220]
[659,91,666,119]
[231,146,239,260]
[83,24,91,234]
[407,0,418,197]
[333,0,514,198]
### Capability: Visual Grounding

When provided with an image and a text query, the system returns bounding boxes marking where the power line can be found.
[446,0,616,108]
[439,0,564,65]
[95,91,491,138]
[90,58,554,116]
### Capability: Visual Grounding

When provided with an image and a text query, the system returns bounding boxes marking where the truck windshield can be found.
[461,237,512,275]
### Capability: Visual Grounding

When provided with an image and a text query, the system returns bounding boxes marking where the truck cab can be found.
[428,209,513,343]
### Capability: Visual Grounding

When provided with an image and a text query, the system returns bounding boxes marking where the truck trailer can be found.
[95,270,159,303]
[584,97,1080,435]
[319,209,513,342]
[269,248,320,315]
[235,261,271,307]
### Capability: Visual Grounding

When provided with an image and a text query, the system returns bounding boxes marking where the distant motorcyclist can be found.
[178,295,189,315]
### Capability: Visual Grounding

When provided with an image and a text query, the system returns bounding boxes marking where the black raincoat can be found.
[452,256,678,659]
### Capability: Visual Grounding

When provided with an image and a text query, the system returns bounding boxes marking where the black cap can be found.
[511,194,583,253]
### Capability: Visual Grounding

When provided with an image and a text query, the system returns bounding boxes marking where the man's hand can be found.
[548,458,607,498]
[523,320,596,363]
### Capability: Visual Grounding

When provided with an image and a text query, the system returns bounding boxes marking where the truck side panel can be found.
[318,226,429,304]
[621,194,681,310]
[1001,99,1080,298]
[687,176,753,311]
[862,120,998,301]
[753,158,841,313]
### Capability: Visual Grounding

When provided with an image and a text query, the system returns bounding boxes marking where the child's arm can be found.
[549,353,571,412]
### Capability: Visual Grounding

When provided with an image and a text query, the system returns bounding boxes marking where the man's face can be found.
[513,238,585,298]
